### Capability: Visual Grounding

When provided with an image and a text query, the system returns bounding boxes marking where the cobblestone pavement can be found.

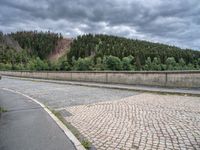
[65,93,200,150]
[1,78,200,150]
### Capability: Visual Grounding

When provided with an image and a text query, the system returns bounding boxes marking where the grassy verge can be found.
[51,109,92,150]
[0,107,7,113]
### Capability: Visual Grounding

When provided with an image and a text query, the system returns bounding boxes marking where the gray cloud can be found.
[0,0,200,50]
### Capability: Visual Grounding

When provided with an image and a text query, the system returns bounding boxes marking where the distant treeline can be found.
[0,31,200,71]
[10,31,62,59]
[1,55,200,71]
[68,34,200,70]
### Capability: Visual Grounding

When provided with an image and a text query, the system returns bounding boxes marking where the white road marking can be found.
[2,88,86,150]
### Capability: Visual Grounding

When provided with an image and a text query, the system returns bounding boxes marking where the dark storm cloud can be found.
[0,0,200,50]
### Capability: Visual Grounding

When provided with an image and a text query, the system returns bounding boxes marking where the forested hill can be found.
[68,34,200,65]
[0,31,200,71]
[10,31,63,59]
[0,31,70,70]
[0,32,29,66]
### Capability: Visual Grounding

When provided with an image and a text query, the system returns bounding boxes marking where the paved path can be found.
[5,76,200,96]
[0,89,76,150]
[65,93,200,150]
[0,77,138,109]
[1,77,200,150]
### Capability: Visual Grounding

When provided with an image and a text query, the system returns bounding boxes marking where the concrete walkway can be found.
[5,76,200,96]
[0,89,76,150]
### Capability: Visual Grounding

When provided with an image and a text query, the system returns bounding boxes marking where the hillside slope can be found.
[10,31,62,59]
[0,34,22,51]
[68,34,200,65]
[48,38,73,62]
[1,31,72,63]
[0,33,27,65]
[1,31,200,71]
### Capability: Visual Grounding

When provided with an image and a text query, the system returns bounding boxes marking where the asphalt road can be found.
[0,77,139,109]
[0,89,76,150]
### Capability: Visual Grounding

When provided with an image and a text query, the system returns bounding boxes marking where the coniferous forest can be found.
[0,31,200,71]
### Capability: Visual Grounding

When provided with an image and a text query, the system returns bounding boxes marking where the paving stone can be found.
[65,93,200,150]
[1,78,199,150]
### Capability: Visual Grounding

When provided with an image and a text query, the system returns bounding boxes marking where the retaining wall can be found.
[1,71,200,88]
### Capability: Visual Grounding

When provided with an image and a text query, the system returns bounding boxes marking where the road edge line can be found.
[2,88,86,150]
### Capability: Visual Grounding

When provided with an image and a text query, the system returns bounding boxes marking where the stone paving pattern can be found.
[65,93,200,150]
[1,78,200,150]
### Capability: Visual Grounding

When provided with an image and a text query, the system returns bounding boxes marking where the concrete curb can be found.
[2,88,86,150]
[3,76,200,97]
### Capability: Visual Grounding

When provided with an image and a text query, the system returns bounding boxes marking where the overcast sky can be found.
[0,0,200,50]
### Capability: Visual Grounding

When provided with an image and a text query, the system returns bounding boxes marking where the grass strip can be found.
[50,109,92,149]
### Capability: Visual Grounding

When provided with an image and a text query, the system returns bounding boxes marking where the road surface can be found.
[2,77,199,149]
[0,77,138,109]
[0,77,138,150]
[0,89,76,150]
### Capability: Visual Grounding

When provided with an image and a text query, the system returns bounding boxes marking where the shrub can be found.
[122,56,133,70]
[105,55,122,70]
[152,57,162,70]
[81,140,91,149]
[144,57,152,70]
[12,64,25,70]
[48,61,60,71]
[94,57,103,70]
[26,57,49,70]
[166,57,177,70]
[74,57,94,71]
[0,63,12,70]
[60,60,71,71]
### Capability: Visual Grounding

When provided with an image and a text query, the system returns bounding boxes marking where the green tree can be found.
[122,56,133,70]
[12,63,25,70]
[26,57,48,70]
[179,58,186,67]
[152,57,161,70]
[105,55,122,70]
[186,63,195,70]
[102,56,108,70]
[27,59,37,70]
[135,56,142,70]
[0,63,12,70]
[177,58,186,70]
[196,58,200,69]
[94,57,103,70]
[48,61,60,71]
[68,34,200,69]
[60,60,71,71]
[74,57,94,71]
[198,58,200,66]
[166,57,176,70]
[144,57,152,70]
[35,57,49,70]
[71,56,76,70]
[11,31,61,59]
